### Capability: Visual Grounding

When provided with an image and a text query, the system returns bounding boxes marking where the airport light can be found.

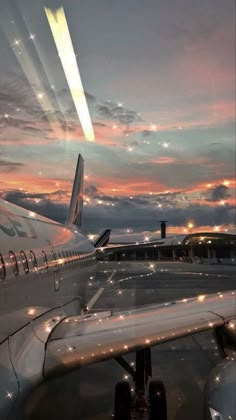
[187,222,194,261]
[45,7,95,141]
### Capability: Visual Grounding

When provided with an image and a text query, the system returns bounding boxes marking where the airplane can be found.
[0,154,235,420]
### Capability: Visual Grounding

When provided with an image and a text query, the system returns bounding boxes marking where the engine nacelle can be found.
[204,358,236,419]
[204,319,236,419]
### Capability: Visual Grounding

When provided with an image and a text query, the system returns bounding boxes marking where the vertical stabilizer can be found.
[66,154,84,227]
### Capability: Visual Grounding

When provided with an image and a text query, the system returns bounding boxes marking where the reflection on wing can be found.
[44,291,236,377]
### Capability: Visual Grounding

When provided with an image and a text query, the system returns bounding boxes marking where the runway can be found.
[27,261,235,420]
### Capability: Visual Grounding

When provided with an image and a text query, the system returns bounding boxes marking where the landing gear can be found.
[149,380,167,420]
[114,381,132,420]
[113,349,168,419]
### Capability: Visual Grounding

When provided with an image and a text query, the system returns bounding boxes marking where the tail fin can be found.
[66,154,84,227]
[93,229,111,248]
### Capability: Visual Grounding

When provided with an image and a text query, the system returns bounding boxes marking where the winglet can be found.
[66,154,84,227]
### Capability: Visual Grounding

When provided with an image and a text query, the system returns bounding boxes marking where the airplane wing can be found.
[44,291,236,377]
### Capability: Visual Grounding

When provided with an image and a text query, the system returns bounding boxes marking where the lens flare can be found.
[45,7,95,141]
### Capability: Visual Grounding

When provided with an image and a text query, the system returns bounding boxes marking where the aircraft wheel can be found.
[149,380,167,420]
[113,381,132,420]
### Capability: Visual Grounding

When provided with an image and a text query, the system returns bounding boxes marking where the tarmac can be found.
[27,261,236,420]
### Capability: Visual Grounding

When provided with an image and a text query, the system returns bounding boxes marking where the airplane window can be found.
[30,250,38,271]
[64,250,68,263]
[51,249,58,267]
[20,251,29,274]
[42,250,48,269]
[0,253,6,280]
[9,251,19,277]
[69,250,72,263]
[62,250,66,264]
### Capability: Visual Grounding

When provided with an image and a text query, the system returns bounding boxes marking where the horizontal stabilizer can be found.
[66,154,84,227]
[93,229,111,248]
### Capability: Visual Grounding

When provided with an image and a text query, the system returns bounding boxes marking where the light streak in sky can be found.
[1,14,59,131]
[45,7,95,142]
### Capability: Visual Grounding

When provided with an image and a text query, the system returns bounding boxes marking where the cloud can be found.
[205,184,232,202]
[84,185,99,196]
[83,200,236,233]
[141,130,152,137]
[96,101,140,126]
[0,159,24,173]
[1,183,235,235]
[1,190,68,223]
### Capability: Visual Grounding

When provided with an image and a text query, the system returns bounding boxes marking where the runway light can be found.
[45,7,95,141]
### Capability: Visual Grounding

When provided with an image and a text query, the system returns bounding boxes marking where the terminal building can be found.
[101,222,236,263]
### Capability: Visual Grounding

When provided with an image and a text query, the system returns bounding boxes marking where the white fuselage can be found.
[0,199,96,343]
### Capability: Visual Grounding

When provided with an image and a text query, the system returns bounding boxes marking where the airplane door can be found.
[49,242,61,292]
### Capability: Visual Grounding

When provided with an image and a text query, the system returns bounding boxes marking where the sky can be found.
[0,0,235,241]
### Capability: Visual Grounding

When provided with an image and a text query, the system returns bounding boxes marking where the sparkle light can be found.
[163,142,169,148]
[27,308,36,316]
[45,7,95,141]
